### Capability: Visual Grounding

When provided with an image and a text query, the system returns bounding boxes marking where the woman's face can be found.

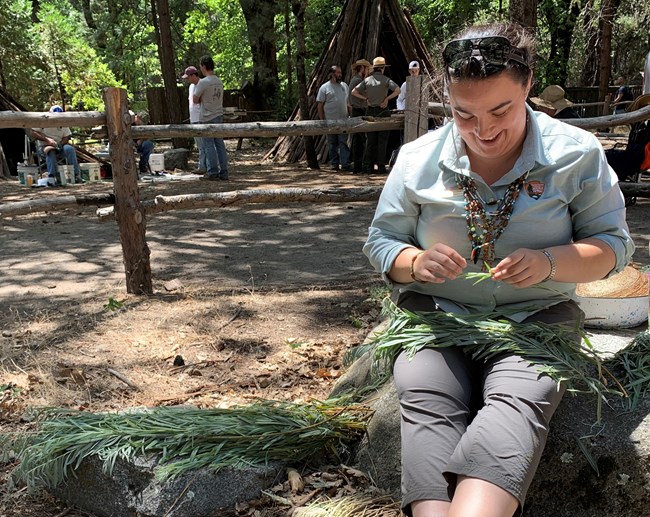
[448,72,531,163]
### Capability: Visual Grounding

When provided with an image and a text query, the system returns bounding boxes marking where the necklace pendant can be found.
[471,247,480,264]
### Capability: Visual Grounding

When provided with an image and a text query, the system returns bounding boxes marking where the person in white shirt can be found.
[396,60,421,111]
[31,105,83,183]
[316,65,351,171]
[193,55,229,181]
[182,65,206,173]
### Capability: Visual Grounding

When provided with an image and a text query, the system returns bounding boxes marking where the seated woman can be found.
[363,21,633,517]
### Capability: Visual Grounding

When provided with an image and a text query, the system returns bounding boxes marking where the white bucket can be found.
[149,154,164,172]
[79,163,101,182]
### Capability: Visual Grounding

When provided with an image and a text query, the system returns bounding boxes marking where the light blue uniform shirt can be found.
[363,106,635,321]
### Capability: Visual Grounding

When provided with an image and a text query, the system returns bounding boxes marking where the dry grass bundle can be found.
[576,265,649,298]
[293,493,401,517]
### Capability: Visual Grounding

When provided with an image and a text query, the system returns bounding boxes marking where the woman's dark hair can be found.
[444,22,534,86]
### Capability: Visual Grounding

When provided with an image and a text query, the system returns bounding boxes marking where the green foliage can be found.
[180,0,251,90]
[0,0,47,108]
[36,3,124,110]
[103,297,125,311]
[1,0,647,114]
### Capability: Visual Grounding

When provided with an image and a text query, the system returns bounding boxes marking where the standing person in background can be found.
[348,59,371,173]
[612,76,634,114]
[352,57,400,174]
[31,105,83,184]
[364,21,632,517]
[182,65,206,174]
[193,55,229,181]
[396,61,421,111]
[316,65,351,172]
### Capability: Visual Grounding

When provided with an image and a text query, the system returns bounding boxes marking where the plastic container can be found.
[148,154,164,172]
[79,163,101,182]
[17,164,39,187]
[56,164,75,185]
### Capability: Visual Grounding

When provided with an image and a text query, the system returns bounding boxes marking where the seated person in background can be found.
[529,85,580,118]
[133,112,154,175]
[31,105,83,183]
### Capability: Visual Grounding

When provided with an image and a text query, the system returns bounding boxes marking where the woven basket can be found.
[576,265,649,298]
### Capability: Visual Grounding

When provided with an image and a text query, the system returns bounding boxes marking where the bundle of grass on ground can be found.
[606,330,650,409]
[2,400,371,490]
[294,493,401,516]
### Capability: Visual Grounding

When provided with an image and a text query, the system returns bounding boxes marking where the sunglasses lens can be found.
[477,37,510,65]
[443,40,473,68]
[443,36,526,70]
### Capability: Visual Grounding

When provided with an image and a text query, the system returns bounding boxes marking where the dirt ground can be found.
[0,139,649,517]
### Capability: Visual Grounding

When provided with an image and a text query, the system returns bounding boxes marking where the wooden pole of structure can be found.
[102,87,153,295]
[404,75,428,144]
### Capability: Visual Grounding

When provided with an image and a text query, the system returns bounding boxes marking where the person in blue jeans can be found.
[317,65,351,171]
[32,105,83,183]
[133,112,155,175]
[193,55,229,180]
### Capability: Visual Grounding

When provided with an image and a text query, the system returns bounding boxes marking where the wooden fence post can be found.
[102,87,153,295]
[404,75,428,144]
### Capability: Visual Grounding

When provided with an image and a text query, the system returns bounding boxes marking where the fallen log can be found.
[97,187,382,221]
[0,111,105,129]
[0,193,115,218]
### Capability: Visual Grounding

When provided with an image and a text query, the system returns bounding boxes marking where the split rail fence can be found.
[0,83,649,294]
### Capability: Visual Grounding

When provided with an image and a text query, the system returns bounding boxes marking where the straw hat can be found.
[530,85,574,112]
[576,265,649,298]
[353,59,371,68]
[372,57,389,68]
[626,93,650,113]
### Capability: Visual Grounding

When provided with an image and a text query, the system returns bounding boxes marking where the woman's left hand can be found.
[491,248,552,287]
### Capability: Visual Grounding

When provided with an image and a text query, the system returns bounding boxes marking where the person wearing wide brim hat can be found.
[529,85,580,118]
[348,59,373,173]
[351,56,400,173]
[372,56,390,69]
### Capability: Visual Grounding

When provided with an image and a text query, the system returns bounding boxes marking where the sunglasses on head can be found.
[442,36,528,71]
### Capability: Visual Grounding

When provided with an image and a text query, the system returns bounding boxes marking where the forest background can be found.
[0,0,648,120]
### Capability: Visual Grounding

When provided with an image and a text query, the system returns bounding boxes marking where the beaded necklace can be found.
[456,171,528,270]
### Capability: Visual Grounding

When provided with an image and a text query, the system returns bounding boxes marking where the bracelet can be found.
[410,251,424,282]
[541,249,557,282]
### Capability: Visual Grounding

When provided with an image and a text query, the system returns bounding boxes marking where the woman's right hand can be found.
[412,243,467,283]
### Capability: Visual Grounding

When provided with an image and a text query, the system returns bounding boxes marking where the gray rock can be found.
[50,454,283,517]
[335,325,650,516]
[164,149,190,170]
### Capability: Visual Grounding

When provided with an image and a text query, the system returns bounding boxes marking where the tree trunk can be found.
[508,0,537,30]
[284,0,293,102]
[291,0,319,169]
[151,0,188,149]
[239,0,280,113]
[80,0,97,30]
[30,0,40,23]
[582,0,599,86]
[597,0,621,109]
[540,0,581,85]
